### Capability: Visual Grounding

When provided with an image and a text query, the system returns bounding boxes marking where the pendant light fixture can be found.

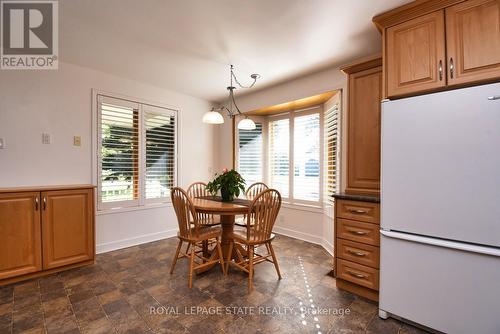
[202,65,260,130]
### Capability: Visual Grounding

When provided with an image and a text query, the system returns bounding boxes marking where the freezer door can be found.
[380,231,500,334]
[381,82,500,247]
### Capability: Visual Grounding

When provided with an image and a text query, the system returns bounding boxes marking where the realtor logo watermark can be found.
[1,0,58,69]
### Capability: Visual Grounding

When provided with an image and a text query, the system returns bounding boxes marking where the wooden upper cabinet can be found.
[41,189,94,270]
[342,58,382,195]
[0,192,42,279]
[446,0,500,86]
[386,11,446,97]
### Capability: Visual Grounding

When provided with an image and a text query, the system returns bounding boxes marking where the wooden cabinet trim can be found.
[0,184,96,194]
[373,0,467,30]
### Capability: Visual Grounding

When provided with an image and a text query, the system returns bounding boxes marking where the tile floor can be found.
[0,235,430,334]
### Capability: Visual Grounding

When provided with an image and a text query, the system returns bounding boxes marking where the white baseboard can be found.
[273,225,333,257]
[96,226,333,257]
[96,229,177,254]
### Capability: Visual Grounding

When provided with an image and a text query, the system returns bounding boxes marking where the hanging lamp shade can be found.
[202,110,224,124]
[237,118,256,130]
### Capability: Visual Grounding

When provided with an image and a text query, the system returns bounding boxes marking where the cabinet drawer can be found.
[336,200,379,224]
[337,218,379,246]
[337,259,379,290]
[337,239,379,269]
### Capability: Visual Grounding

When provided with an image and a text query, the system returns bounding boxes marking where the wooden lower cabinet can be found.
[334,198,380,302]
[0,185,95,285]
[0,192,42,280]
[42,189,94,270]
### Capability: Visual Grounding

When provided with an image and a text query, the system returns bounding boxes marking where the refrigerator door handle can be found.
[487,95,500,100]
[380,230,500,257]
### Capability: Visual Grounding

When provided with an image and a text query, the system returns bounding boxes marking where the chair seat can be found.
[179,225,222,242]
[229,230,275,245]
[234,215,255,227]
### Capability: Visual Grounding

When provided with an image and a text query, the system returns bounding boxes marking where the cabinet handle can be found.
[43,197,46,210]
[348,229,367,236]
[347,270,366,279]
[348,209,367,214]
[449,58,454,79]
[439,60,443,81]
[347,249,367,257]
[35,197,39,211]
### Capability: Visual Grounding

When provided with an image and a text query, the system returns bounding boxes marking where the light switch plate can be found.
[42,133,51,144]
[0,138,4,149]
[73,136,81,146]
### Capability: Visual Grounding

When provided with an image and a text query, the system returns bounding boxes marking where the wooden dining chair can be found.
[187,182,220,226]
[235,182,269,227]
[170,187,226,288]
[226,189,282,291]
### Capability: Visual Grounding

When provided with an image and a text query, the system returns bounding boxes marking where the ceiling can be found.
[60,0,411,102]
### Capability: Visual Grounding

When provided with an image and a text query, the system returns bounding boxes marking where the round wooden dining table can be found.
[191,196,250,273]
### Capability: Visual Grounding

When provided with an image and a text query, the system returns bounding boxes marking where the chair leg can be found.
[268,242,282,279]
[188,242,195,288]
[248,245,254,292]
[226,240,234,274]
[215,238,226,275]
[170,240,183,274]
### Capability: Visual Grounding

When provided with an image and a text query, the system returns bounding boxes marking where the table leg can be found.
[220,214,235,260]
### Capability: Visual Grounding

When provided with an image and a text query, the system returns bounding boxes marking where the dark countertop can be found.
[332,192,380,203]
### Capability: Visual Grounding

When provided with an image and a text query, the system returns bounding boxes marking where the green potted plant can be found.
[206,168,246,202]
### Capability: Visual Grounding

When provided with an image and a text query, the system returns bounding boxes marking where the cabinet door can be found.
[446,0,500,86]
[0,192,42,279]
[346,66,382,195]
[386,11,446,97]
[41,189,94,269]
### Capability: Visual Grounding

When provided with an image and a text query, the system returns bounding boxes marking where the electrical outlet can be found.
[0,138,4,149]
[73,136,81,146]
[42,133,51,144]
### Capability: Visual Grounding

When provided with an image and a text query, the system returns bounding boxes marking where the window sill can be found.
[97,201,172,216]
[281,202,324,214]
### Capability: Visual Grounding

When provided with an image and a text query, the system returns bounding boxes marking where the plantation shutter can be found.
[269,118,290,198]
[98,96,140,205]
[144,105,176,200]
[293,112,320,201]
[238,123,263,187]
[324,104,339,204]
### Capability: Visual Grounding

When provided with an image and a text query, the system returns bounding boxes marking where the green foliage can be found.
[206,169,246,202]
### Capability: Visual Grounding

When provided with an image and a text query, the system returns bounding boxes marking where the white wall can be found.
[0,61,216,253]
[216,65,348,255]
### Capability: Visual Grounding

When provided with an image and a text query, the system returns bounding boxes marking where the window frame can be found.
[93,90,179,212]
[235,115,268,189]
[267,106,324,206]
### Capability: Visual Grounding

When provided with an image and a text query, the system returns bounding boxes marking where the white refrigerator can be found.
[380,82,500,334]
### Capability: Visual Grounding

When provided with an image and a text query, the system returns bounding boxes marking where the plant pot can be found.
[221,187,234,202]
